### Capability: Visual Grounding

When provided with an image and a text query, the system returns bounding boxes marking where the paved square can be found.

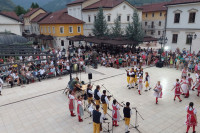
[0,66,199,133]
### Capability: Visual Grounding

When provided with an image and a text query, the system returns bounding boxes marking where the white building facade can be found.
[67,0,142,36]
[0,13,22,36]
[165,1,200,53]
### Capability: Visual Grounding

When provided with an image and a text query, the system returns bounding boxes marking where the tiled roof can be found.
[166,0,200,5]
[31,13,50,23]
[24,8,45,17]
[83,0,133,10]
[39,11,84,24]
[67,0,86,6]
[0,11,21,22]
[140,2,168,12]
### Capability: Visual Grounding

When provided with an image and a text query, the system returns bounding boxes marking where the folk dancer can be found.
[171,79,183,102]
[186,102,197,133]
[0,77,3,95]
[77,96,84,122]
[144,72,150,91]
[126,69,130,88]
[68,90,76,117]
[192,76,200,96]
[153,81,163,104]
[134,68,138,86]
[138,75,143,95]
[123,102,132,133]
[187,73,193,90]
[87,84,94,106]
[101,90,109,120]
[92,105,103,133]
[94,85,101,106]
[181,76,189,98]
[112,99,120,127]
[129,68,135,89]
[182,67,188,77]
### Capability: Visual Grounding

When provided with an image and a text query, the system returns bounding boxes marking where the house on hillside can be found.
[140,2,167,38]
[165,0,200,53]
[0,11,23,35]
[30,13,50,35]
[23,8,46,34]
[38,9,84,49]
[67,0,142,36]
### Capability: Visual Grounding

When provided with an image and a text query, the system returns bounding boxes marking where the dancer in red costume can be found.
[171,79,183,102]
[68,90,76,117]
[186,102,197,133]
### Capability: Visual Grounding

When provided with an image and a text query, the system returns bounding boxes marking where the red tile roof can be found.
[24,8,46,17]
[67,0,86,6]
[31,13,50,23]
[0,11,21,22]
[140,2,168,12]
[83,0,136,10]
[166,0,200,5]
[39,11,84,24]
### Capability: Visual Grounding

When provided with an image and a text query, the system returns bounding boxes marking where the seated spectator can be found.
[6,75,13,88]
[38,68,46,79]
[13,73,20,86]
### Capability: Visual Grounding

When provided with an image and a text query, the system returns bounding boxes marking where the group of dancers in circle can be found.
[68,65,200,133]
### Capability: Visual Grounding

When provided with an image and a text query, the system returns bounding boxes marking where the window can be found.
[52,27,55,34]
[94,16,96,21]
[145,30,147,34]
[107,15,111,22]
[158,31,161,35]
[151,21,154,28]
[159,21,161,26]
[151,31,154,35]
[69,26,73,33]
[41,27,43,33]
[118,15,121,21]
[174,13,180,23]
[188,12,196,23]
[48,26,51,33]
[44,26,47,33]
[145,22,147,26]
[60,27,64,34]
[77,26,81,33]
[146,13,148,18]
[186,35,192,44]
[152,13,154,17]
[123,5,126,10]
[160,12,162,16]
[127,15,130,22]
[88,16,91,22]
[61,40,64,46]
[172,34,178,43]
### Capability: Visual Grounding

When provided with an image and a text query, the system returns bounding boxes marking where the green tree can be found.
[111,16,123,37]
[126,9,144,46]
[92,8,108,37]
[14,5,27,16]
[31,2,35,8]
[31,2,39,8]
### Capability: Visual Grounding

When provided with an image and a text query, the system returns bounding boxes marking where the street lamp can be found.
[188,33,197,54]
[158,35,168,67]
[68,43,74,80]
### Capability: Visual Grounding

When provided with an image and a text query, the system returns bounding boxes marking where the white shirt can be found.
[186,106,197,114]
[39,69,45,75]
[97,92,101,98]
[129,72,134,76]
[0,78,3,85]
[88,90,93,94]
[69,94,75,100]
[88,105,104,123]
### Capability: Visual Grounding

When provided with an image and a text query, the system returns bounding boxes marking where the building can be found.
[0,11,23,35]
[67,0,142,36]
[23,8,46,34]
[165,0,200,53]
[38,9,84,49]
[30,13,50,35]
[140,2,167,38]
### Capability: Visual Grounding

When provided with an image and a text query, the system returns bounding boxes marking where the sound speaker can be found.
[156,62,163,68]
[88,73,92,80]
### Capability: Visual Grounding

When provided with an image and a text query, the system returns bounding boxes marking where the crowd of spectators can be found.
[1,44,200,88]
